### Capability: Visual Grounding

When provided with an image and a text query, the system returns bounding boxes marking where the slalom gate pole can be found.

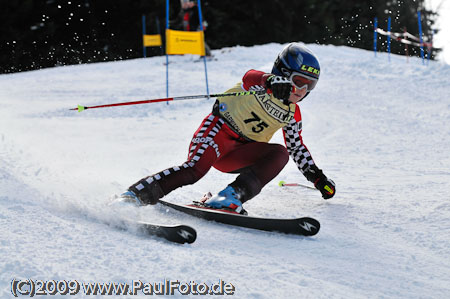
[417,10,425,65]
[373,17,378,57]
[278,181,316,190]
[70,90,266,112]
[165,0,170,97]
[142,15,146,58]
[197,0,209,97]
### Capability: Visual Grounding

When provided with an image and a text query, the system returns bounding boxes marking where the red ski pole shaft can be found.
[70,90,266,112]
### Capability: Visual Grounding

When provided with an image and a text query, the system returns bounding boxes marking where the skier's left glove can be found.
[314,174,336,199]
[304,165,336,199]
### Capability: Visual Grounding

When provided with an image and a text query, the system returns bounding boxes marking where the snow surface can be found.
[1,43,450,298]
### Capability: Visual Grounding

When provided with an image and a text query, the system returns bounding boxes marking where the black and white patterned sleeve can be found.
[282,117,316,175]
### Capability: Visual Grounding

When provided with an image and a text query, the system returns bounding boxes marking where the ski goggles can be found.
[289,72,318,91]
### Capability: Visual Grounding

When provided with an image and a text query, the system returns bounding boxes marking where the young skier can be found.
[121,42,336,214]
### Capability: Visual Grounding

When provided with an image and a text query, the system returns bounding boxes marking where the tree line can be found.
[0,0,438,74]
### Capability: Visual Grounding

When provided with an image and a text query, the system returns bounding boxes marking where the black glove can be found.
[314,174,336,199]
[265,75,292,102]
[304,165,336,199]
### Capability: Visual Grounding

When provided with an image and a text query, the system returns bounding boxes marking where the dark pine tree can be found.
[0,0,439,73]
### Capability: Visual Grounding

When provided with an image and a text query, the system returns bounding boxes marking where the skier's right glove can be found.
[265,75,292,101]
[304,165,336,199]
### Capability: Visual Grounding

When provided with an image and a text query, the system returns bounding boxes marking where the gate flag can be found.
[166,29,205,56]
[143,34,162,47]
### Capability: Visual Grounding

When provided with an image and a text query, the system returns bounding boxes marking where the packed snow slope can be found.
[1,43,450,298]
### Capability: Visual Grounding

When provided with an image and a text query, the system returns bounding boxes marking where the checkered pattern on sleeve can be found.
[283,118,315,174]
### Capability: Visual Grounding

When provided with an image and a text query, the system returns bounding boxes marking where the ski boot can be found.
[119,190,143,206]
[127,177,165,205]
[203,186,247,215]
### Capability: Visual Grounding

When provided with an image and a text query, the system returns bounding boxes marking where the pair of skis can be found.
[135,198,320,244]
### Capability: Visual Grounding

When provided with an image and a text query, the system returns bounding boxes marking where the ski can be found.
[159,199,320,236]
[134,220,197,244]
[108,197,197,244]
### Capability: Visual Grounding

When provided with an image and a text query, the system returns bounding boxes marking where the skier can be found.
[121,42,336,214]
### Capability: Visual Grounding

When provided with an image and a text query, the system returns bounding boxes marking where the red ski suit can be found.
[131,70,317,201]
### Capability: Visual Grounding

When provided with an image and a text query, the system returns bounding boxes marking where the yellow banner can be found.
[143,34,162,47]
[166,29,205,56]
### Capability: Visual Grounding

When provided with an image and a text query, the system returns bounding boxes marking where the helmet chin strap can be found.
[300,91,310,101]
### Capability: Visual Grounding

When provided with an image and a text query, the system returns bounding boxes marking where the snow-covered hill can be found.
[1,43,450,298]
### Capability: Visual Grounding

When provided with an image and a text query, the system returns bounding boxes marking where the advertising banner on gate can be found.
[166,29,205,56]
[143,34,162,47]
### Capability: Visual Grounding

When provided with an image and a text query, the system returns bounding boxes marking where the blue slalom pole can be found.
[197,0,210,97]
[387,17,391,62]
[417,11,425,65]
[142,15,147,58]
[373,17,378,57]
[165,0,170,97]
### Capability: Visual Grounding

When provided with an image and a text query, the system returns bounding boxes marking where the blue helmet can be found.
[272,43,320,81]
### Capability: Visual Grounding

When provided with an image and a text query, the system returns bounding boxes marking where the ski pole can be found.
[70,90,266,112]
[278,180,316,190]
